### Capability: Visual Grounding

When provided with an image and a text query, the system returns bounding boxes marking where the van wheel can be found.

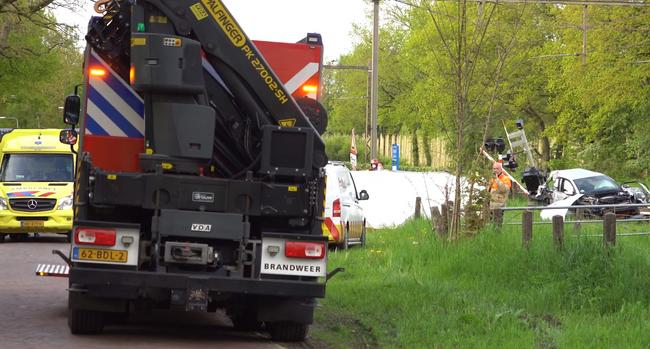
[69,308,105,334]
[360,223,367,247]
[10,234,27,241]
[267,321,308,342]
[341,225,350,250]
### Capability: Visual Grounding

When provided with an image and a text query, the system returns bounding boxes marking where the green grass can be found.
[311,218,650,348]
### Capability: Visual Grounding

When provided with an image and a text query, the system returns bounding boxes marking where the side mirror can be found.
[59,129,78,145]
[358,190,369,201]
[63,94,81,126]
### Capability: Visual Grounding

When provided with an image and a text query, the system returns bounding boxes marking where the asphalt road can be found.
[0,234,288,349]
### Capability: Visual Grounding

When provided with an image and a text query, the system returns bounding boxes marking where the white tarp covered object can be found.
[351,170,460,228]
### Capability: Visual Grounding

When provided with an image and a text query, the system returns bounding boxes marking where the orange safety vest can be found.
[490,173,512,191]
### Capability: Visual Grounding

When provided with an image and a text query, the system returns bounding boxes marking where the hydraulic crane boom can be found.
[88,0,327,177]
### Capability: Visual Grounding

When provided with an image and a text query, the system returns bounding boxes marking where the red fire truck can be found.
[42,0,336,342]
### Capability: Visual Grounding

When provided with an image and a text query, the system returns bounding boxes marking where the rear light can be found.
[332,198,341,217]
[285,241,325,259]
[74,227,116,246]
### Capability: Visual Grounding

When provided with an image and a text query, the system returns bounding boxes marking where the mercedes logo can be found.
[27,200,38,210]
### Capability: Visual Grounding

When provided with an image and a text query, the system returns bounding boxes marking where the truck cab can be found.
[0,129,74,242]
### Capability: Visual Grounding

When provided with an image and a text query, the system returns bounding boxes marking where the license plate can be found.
[75,248,128,263]
[21,221,44,228]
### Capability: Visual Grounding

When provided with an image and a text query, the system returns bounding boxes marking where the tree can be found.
[0,8,82,128]
[323,3,650,235]
[0,0,80,57]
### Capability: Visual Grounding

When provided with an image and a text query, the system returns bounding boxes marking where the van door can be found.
[336,169,356,238]
[347,171,364,239]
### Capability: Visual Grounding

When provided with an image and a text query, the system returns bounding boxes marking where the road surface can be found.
[0,234,289,349]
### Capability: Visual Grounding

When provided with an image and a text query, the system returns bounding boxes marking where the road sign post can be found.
[392,143,400,171]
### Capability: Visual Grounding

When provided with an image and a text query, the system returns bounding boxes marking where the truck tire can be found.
[69,308,105,334]
[267,321,308,342]
[230,309,264,332]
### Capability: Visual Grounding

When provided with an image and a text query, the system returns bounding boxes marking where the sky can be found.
[54,0,373,62]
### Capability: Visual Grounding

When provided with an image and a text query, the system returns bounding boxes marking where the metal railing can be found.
[493,202,650,247]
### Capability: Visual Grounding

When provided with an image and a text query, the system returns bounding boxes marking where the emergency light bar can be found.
[89,68,107,77]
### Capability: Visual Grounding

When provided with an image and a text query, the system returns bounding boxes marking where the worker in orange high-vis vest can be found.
[489,162,512,209]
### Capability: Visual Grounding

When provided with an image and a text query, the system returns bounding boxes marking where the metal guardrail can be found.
[490,202,650,247]
[501,203,650,211]
[505,218,650,225]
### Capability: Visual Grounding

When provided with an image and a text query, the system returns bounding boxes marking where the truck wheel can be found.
[231,315,264,332]
[267,321,308,342]
[230,307,263,332]
[69,308,105,334]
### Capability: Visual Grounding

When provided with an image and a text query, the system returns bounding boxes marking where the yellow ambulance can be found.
[0,129,75,242]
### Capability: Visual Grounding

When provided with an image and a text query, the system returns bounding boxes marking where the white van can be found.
[323,161,369,249]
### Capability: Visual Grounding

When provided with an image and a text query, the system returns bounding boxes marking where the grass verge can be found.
[310,219,650,348]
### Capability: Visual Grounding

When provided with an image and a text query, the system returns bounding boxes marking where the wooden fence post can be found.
[414,197,422,219]
[603,212,617,247]
[440,203,449,236]
[431,207,447,238]
[522,210,533,249]
[552,215,564,250]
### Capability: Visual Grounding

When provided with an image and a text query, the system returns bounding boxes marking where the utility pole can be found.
[582,5,588,65]
[370,0,379,160]
[323,64,372,161]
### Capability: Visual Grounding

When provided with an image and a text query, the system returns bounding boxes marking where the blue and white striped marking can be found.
[86,50,144,137]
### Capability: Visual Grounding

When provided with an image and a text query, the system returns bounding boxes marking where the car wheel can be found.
[267,321,308,342]
[360,223,367,247]
[68,308,105,334]
[0,233,5,243]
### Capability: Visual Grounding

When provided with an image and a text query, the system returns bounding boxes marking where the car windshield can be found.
[0,154,74,182]
[574,175,620,194]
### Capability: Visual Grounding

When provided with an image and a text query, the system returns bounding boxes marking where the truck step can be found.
[35,264,69,277]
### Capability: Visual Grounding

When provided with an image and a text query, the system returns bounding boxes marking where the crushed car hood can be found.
[540,195,583,221]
